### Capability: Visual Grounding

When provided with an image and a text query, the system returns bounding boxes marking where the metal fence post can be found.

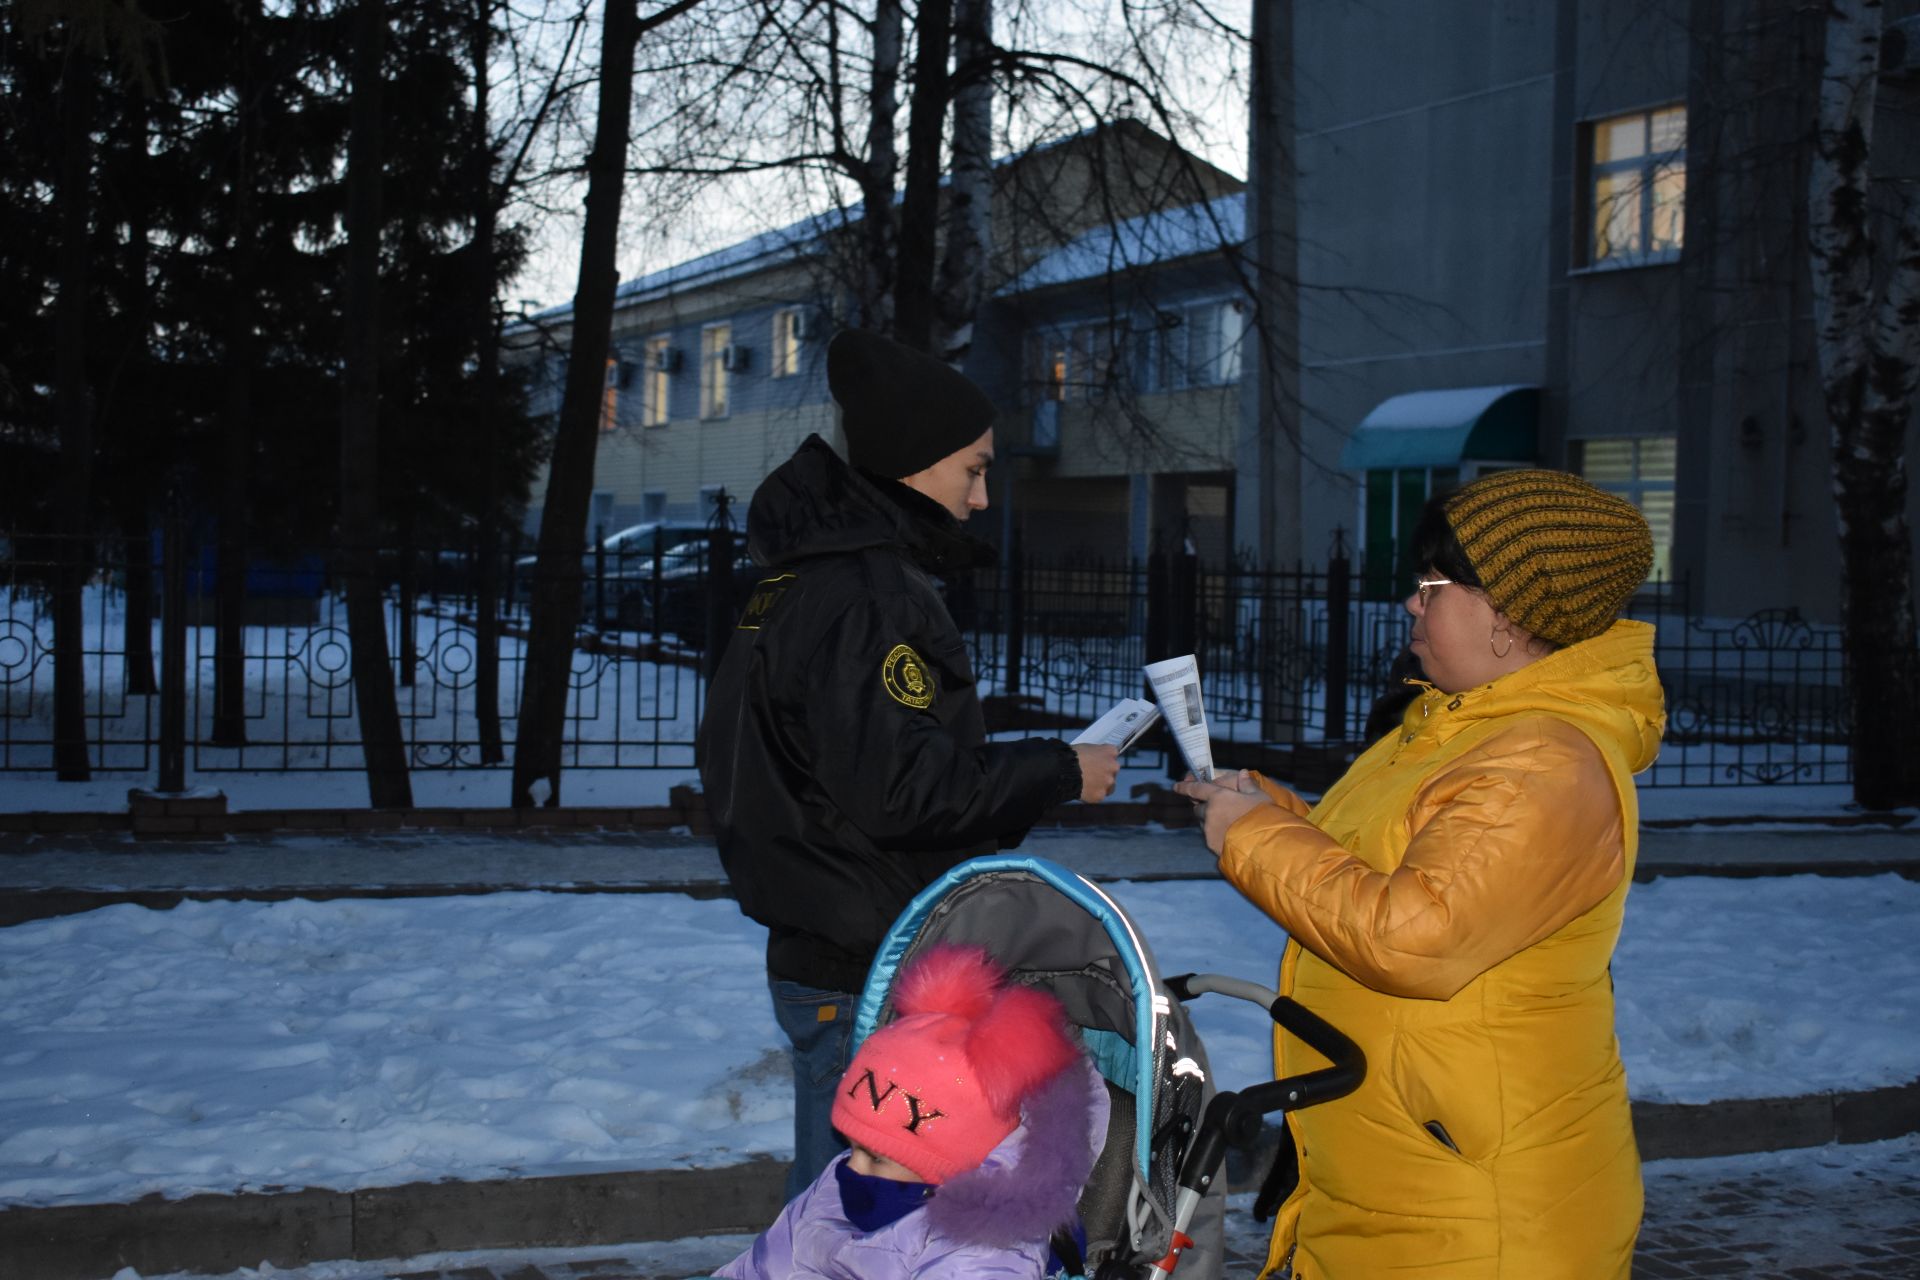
[159,495,188,794]
[1005,528,1025,697]
[703,489,736,680]
[592,522,606,628]
[1325,531,1351,741]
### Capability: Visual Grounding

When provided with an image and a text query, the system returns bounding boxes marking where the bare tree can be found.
[511,0,706,809]
[1808,0,1920,808]
[623,0,1247,358]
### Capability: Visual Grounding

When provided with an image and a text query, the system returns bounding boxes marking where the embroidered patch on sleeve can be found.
[882,643,936,709]
[736,573,797,630]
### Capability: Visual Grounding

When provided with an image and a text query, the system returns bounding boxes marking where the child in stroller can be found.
[718,855,1363,1280]
[715,943,1108,1279]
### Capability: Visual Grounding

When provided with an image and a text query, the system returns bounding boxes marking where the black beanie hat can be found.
[826,329,996,479]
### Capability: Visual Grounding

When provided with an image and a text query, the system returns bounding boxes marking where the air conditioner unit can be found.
[789,309,818,340]
[651,347,683,373]
[722,344,751,372]
[615,361,637,389]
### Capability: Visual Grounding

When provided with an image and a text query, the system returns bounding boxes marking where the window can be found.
[771,308,803,378]
[1075,323,1125,401]
[1148,300,1246,391]
[1576,436,1676,581]
[700,323,731,419]
[642,335,671,426]
[1026,322,1137,402]
[1028,331,1071,402]
[640,490,667,522]
[599,356,620,432]
[1585,106,1686,267]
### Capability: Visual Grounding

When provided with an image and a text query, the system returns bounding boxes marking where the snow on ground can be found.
[2,874,1915,1210]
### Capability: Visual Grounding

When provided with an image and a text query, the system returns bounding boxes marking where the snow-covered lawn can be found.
[2,873,1914,1210]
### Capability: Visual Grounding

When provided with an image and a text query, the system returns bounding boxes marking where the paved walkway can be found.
[1,822,1917,926]
[159,1138,1920,1279]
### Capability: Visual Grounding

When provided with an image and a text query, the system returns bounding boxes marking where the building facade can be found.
[507,123,1251,563]
[1280,0,1920,620]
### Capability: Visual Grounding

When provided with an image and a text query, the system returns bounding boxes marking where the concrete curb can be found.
[4,1082,1914,1280]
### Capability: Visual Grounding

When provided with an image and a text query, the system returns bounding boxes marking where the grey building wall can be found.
[1291,1,1559,556]
[1284,0,1897,622]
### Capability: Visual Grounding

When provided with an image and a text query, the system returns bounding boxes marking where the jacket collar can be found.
[1401,619,1665,773]
[747,434,991,575]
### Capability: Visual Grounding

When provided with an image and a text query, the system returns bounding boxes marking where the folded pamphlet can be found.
[1144,653,1214,781]
[1072,697,1163,753]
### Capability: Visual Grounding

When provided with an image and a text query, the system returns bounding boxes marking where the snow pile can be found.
[1,874,1916,1209]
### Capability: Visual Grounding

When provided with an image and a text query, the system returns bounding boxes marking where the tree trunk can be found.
[510,0,638,808]
[858,0,903,331]
[930,0,990,365]
[214,0,259,746]
[891,0,953,350]
[469,0,505,765]
[338,0,413,807]
[119,88,158,699]
[1808,0,1920,807]
[53,38,94,783]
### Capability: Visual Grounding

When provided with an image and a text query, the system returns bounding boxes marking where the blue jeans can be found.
[769,976,855,1199]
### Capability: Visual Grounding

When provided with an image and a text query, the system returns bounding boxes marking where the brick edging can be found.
[3,1082,1913,1280]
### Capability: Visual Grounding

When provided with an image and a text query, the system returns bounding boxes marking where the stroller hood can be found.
[854,855,1219,1274]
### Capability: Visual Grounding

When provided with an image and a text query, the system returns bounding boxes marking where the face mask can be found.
[834,1157,935,1233]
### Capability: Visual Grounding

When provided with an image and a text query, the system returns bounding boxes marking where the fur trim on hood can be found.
[922,1054,1109,1249]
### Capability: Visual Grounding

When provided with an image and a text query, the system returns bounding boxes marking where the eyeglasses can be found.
[1414,576,1454,607]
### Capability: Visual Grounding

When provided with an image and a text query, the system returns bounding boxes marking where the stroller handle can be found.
[1163,972,1367,1114]
[1157,973,1367,1254]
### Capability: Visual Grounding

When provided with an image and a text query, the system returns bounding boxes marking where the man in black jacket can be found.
[697,329,1121,1195]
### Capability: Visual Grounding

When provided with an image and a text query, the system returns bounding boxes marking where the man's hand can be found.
[1071,743,1121,803]
[1173,771,1275,855]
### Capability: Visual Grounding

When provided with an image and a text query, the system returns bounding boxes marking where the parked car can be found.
[512,521,710,627]
[650,535,760,641]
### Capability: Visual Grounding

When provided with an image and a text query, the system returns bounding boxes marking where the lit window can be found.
[700,324,731,419]
[771,309,802,378]
[600,356,620,432]
[642,335,671,427]
[1576,436,1676,581]
[1587,106,1685,267]
[1029,332,1070,402]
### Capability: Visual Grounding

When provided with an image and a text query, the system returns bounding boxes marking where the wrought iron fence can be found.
[0,527,1853,788]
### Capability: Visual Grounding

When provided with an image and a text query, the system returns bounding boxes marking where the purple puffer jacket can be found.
[716,1056,1110,1279]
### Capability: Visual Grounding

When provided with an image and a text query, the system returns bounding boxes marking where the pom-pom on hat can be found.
[1442,468,1655,647]
[826,329,997,480]
[832,944,1078,1184]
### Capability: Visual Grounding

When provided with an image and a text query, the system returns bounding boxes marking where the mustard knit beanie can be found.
[1442,469,1653,647]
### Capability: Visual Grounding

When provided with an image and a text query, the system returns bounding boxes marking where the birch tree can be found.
[1808,0,1920,808]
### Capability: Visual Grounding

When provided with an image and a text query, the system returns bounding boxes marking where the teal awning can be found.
[1339,384,1539,471]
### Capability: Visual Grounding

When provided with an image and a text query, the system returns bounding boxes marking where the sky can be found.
[513,0,1255,311]
[3,869,1915,1211]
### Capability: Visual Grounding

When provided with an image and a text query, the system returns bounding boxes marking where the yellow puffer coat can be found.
[1219,620,1664,1279]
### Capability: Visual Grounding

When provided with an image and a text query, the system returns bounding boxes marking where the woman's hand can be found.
[1173,770,1276,856]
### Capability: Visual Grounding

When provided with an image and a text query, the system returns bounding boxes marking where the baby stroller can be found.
[855,854,1365,1279]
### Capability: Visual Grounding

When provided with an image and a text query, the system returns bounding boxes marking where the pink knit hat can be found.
[831,945,1079,1184]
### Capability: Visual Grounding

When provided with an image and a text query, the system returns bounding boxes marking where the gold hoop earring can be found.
[1491,630,1514,659]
